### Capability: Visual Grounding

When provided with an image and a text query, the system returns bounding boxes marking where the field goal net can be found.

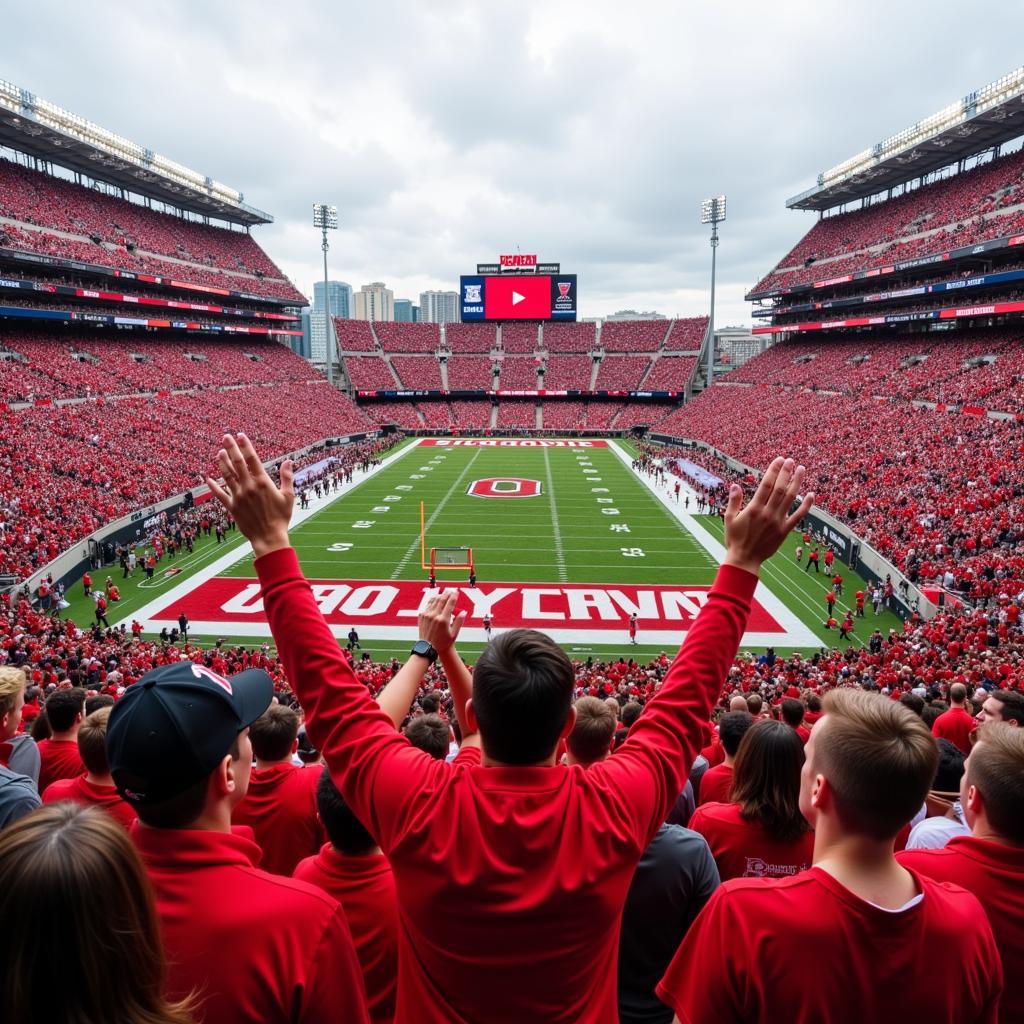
[430,547,474,573]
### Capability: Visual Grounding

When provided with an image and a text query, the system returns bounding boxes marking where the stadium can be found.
[1,32,1023,1024]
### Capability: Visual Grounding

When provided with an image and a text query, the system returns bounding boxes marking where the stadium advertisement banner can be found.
[0,304,300,336]
[802,509,852,563]
[0,277,295,320]
[151,576,787,635]
[460,274,577,321]
[419,438,609,447]
[0,247,296,308]
[356,389,679,399]
[751,297,1024,334]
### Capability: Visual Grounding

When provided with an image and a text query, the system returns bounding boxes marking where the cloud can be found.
[3,1,1024,325]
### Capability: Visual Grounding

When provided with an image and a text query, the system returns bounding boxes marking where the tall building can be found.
[354,282,394,322]
[394,298,417,322]
[313,280,353,320]
[294,308,313,360]
[308,311,333,364]
[420,290,459,325]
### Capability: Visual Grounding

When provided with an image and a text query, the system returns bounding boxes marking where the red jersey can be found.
[688,801,814,882]
[42,774,137,829]
[36,738,84,792]
[899,836,1024,1023]
[697,763,733,805]
[256,547,755,1024]
[294,845,399,1024]
[657,866,1001,1023]
[931,706,975,755]
[232,762,323,876]
[132,824,368,1024]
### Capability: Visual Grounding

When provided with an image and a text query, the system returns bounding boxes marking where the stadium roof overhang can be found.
[0,80,272,227]
[787,67,1024,212]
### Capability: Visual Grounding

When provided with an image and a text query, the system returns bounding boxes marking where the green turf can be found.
[72,437,903,660]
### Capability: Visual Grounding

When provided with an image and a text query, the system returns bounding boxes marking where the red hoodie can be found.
[232,762,323,875]
[256,547,754,1024]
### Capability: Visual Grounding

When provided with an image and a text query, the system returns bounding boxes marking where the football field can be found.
[91,437,904,662]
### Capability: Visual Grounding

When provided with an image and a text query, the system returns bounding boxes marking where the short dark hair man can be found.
[698,711,753,805]
[37,687,86,791]
[107,662,367,1024]
[975,688,1024,728]
[208,434,812,1022]
[232,703,323,875]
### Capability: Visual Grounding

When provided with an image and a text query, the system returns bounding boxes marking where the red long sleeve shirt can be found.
[132,824,369,1024]
[256,548,755,1024]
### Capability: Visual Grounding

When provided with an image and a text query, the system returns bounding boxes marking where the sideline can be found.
[608,440,820,647]
[121,439,418,630]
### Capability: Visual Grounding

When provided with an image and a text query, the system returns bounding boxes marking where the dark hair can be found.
[317,770,376,855]
[45,687,86,732]
[0,804,194,1024]
[933,739,966,793]
[249,705,299,762]
[949,683,968,704]
[991,690,1024,727]
[921,705,944,730]
[86,694,116,716]
[133,738,241,830]
[731,720,810,843]
[780,699,805,728]
[419,692,440,715]
[620,701,643,730]
[805,693,822,713]
[404,714,449,760]
[718,711,754,757]
[899,692,925,717]
[472,629,574,765]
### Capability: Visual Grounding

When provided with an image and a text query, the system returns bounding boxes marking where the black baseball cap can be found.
[107,661,273,806]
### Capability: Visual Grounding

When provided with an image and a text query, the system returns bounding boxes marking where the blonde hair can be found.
[78,706,113,775]
[0,803,195,1024]
[969,722,1024,843]
[816,689,938,840]
[0,666,26,718]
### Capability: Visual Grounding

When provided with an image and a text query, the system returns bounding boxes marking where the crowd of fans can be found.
[1,445,1020,1022]
[595,355,653,390]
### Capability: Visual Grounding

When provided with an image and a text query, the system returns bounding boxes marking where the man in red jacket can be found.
[207,433,813,1024]
[106,660,368,1024]
[657,689,1002,1023]
[898,722,1024,1024]
[42,706,135,828]
[232,703,323,875]
[36,687,86,791]
[294,771,399,1024]
[931,682,975,754]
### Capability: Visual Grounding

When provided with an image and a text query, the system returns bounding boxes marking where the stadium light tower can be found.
[313,203,339,386]
[700,194,726,390]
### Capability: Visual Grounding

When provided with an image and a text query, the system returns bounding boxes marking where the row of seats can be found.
[0,381,373,581]
[332,317,708,356]
[0,333,319,403]
[779,149,1024,270]
[723,331,1024,413]
[341,352,699,391]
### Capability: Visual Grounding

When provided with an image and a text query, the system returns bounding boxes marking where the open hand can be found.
[205,433,294,559]
[418,590,467,654]
[723,457,814,577]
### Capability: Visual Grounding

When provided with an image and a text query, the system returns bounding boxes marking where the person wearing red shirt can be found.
[36,687,86,792]
[698,711,752,806]
[208,434,812,1024]
[106,661,369,1024]
[658,689,1002,1023]
[898,722,1024,1024]
[232,703,322,875]
[689,720,813,880]
[855,589,865,617]
[43,706,136,829]
[781,697,811,744]
[931,682,976,754]
[294,771,399,1024]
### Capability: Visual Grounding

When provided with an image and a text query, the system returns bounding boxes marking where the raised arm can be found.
[593,457,813,843]
[207,434,443,847]
[376,591,467,728]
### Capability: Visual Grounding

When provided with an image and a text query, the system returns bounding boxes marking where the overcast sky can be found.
[5,2,1024,324]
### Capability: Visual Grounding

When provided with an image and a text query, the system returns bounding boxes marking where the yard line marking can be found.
[543,448,569,581]
[390,450,483,579]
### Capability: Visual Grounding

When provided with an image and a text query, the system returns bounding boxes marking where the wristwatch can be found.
[411,639,438,664]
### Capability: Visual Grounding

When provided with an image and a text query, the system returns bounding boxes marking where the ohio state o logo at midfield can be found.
[467,478,542,498]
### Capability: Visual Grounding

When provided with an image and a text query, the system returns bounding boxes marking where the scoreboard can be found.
[460,255,577,321]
